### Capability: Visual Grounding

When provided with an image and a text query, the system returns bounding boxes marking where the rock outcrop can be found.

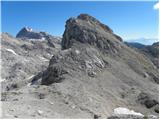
[137,92,158,108]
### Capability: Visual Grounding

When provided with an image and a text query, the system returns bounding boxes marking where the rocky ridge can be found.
[125,42,159,69]
[140,42,159,68]
[41,14,159,117]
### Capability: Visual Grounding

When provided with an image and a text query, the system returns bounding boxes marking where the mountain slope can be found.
[1,14,159,118]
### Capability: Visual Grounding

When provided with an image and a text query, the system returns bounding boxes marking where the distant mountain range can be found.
[125,38,158,45]
[124,42,146,49]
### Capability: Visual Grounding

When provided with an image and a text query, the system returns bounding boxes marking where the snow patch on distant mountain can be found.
[25,27,32,32]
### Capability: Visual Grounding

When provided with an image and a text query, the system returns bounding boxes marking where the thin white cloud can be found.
[153,2,160,10]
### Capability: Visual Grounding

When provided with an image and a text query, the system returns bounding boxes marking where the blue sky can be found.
[1,1,159,41]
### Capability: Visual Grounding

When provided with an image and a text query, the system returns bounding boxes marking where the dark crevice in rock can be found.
[137,92,158,109]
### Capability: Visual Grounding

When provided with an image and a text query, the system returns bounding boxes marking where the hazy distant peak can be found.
[16,27,48,40]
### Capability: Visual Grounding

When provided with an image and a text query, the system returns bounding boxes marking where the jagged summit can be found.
[16,27,44,39]
[16,27,53,40]
[62,14,122,50]
[16,27,62,47]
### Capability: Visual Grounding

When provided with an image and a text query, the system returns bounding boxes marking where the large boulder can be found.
[42,61,68,85]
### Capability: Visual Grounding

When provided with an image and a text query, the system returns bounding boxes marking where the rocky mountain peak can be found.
[16,27,43,39]
[77,14,113,33]
[15,27,62,48]
[62,14,123,53]
[77,13,98,21]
